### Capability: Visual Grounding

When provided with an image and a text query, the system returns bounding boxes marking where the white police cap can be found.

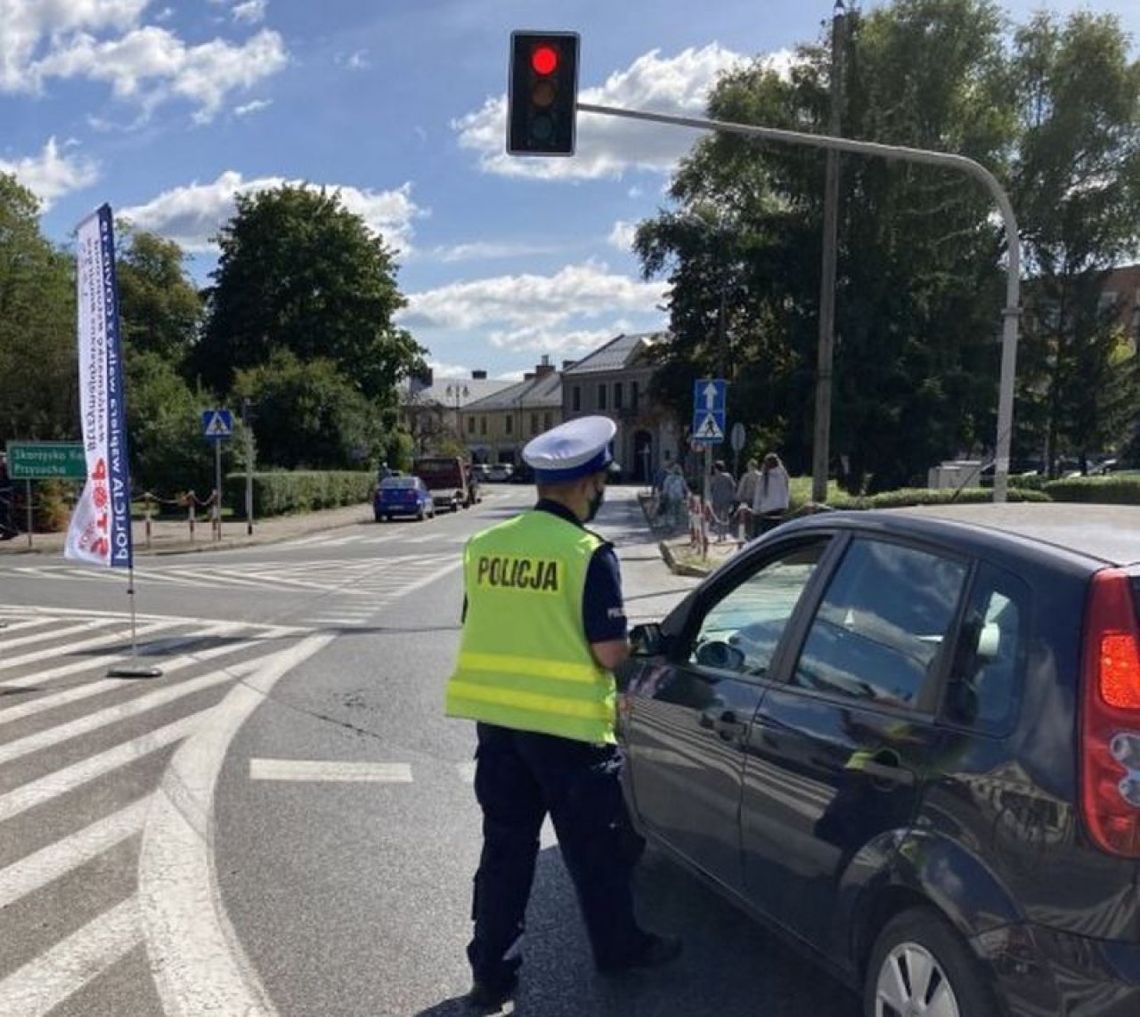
[523,415,616,484]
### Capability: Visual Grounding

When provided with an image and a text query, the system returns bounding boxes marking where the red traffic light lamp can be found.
[507,31,579,156]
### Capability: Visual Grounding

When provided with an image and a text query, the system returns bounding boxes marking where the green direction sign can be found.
[5,441,86,480]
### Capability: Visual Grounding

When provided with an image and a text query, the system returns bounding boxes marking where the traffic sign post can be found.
[691,379,727,444]
[202,410,232,541]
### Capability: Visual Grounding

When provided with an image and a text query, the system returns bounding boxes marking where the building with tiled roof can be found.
[399,368,515,455]
[562,332,680,483]
[459,357,563,464]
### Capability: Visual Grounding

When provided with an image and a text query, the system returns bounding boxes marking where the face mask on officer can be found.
[584,476,606,523]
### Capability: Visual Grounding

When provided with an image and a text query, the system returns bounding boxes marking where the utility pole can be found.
[811,1,846,504]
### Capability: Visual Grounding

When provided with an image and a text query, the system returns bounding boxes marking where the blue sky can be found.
[3,0,1138,382]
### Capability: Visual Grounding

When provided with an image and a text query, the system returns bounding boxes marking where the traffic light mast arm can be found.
[577,100,1022,504]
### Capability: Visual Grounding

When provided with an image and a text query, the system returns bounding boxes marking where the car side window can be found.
[689,541,828,678]
[943,563,1028,732]
[791,538,967,711]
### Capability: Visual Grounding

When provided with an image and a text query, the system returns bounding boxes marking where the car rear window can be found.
[381,478,417,489]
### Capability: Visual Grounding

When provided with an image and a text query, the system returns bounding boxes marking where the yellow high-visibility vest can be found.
[445,509,617,744]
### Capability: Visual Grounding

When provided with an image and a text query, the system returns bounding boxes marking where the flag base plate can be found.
[107,663,163,679]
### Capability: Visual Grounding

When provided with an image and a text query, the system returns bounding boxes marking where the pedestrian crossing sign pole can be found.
[201,410,233,542]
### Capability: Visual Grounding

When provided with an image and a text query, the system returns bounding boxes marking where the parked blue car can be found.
[374,476,435,522]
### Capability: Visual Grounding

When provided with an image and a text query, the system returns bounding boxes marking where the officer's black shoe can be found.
[597,932,683,974]
[466,976,517,1013]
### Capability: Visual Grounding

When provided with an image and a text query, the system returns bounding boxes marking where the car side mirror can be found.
[630,623,667,657]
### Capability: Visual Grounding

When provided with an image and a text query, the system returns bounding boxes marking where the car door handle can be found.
[860,759,916,787]
[699,709,747,740]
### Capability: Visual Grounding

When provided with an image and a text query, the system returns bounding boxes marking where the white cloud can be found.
[119,171,423,253]
[429,240,561,263]
[29,27,288,124]
[335,49,369,71]
[608,220,637,251]
[234,98,272,116]
[231,0,267,25]
[0,137,99,209]
[427,359,475,379]
[400,263,666,354]
[454,43,794,181]
[1,4,288,123]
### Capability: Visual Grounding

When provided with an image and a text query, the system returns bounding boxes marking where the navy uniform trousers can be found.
[468,721,647,989]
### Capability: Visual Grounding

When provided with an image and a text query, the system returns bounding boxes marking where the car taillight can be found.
[1081,569,1140,857]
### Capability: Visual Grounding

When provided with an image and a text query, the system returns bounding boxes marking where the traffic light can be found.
[507,31,579,156]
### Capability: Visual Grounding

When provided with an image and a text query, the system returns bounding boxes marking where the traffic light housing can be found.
[507,31,579,156]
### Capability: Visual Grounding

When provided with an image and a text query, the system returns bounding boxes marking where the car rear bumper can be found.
[979,923,1140,1016]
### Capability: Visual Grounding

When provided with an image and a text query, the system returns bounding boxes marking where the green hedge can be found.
[861,486,1051,509]
[1043,476,1140,505]
[223,471,374,517]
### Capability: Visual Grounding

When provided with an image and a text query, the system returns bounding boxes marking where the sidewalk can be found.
[0,501,376,557]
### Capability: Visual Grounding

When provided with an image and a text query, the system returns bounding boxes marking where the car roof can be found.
[781,503,1140,569]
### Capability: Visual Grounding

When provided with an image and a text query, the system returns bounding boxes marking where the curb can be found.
[658,539,713,579]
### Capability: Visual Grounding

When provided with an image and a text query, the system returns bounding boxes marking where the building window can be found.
[632,381,639,410]
[614,382,623,409]
[598,384,607,410]
[531,413,539,434]
[505,415,513,435]
[467,416,475,434]
[544,412,552,430]
[480,416,487,436]
[572,386,581,412]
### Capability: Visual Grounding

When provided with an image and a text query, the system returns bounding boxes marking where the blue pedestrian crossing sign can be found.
[691,379,727,444]
[201,408,233,440]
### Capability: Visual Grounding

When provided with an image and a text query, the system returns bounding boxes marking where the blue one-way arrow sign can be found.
[691,378,727,444]
[201,408,233,441]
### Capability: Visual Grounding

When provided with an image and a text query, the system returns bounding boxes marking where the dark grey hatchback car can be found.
[617,504,1140,1017]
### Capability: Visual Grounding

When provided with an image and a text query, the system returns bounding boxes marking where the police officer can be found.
[446,416,681,1011]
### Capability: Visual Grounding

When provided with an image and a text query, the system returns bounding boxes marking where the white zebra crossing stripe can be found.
[0,620,176,673]
[0,709,206,824]
[0,660,259,767]
[249,759,412,782]
[0,631,258,716]
[0,799,149,910]
[0,620,102,651]
[0,895,142,1017]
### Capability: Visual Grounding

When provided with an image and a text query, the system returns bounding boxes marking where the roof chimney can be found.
[471,370,487,380]
[535,355,555,378]
[561,359,576,371]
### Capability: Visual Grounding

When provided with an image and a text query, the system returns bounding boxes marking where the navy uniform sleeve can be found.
[582,544,627,643]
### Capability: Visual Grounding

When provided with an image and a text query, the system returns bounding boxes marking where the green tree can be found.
[116,228,203,366]
[637,0,1014,492]
[195,185,424,402]
[125,349,220,497]
[232,350,386,469]
[0,174,76,445]
[1010,11,1140,471]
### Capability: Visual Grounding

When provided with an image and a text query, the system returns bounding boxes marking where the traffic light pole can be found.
[577,101,1022,503]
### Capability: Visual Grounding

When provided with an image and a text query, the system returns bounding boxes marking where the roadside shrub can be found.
[223,470,373,517]
[1043,476,1140,504]
[865,487,1050,509]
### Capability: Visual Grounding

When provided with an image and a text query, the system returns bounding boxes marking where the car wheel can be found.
[417,507,425,521]
[864,909,996,1017]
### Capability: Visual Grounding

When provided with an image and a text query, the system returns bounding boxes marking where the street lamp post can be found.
[445,383,469,448]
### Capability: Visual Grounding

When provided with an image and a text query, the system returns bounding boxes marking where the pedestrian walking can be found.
[734,459,761,540]
[709,460,736,543]
[446,415,681,1012]
[753,451,791,532]
[662,464,687,530]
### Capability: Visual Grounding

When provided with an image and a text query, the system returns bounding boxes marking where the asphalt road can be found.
[0,486,859,1017]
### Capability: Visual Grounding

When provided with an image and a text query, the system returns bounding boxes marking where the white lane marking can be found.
[0,660,260,767]
[0,799,149,909]
[0,709,206,824]
[457,761,476,784]
[0,620,102,651]
[249,759,412,782]
[0,619,59,636]
[0,895,142,1017]
[0,621,175,673]
[140,633,334,1017]
[0,625,252,694]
